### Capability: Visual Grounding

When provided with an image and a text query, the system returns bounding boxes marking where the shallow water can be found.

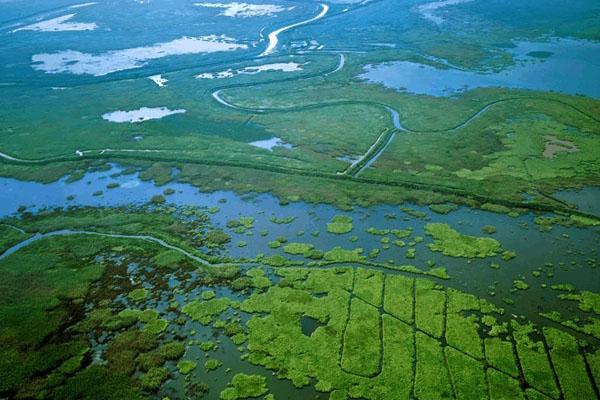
[1,164,598,329]
[553,186,600,217]
[248,136,293,150]
[360,38,600,98]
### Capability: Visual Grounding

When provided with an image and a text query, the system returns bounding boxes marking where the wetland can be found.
[0,0,599,398]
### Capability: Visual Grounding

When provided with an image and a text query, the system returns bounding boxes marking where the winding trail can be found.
[0,229,205,265]
[325,53,346,76]
[208,88,600,176]
[1,5,599,216]
[0,229,211,265]
[1,93,598,188]
[260,4,329,57]
[0,226,455,281]
[212,89,248,111]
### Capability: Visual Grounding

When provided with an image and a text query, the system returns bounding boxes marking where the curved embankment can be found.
[260,3,329,57]
[0,229,212,265]
[325,53,345,76]
[209,90,600,176]
[0,148,170,164]
[341,106,404,176]
[1,147,599,222]
[1,95,598,183]
[0,227,455,282]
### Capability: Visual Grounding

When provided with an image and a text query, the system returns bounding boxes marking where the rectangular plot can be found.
[512,321,560,399]
[543,327,595,400]
[353,268,384,307]
[383,274,413,323]
[415,279,445,338]
[525,388,554,400]
[485,337,519,378]
[447,288,479,314]
[378,315,414,399]
[341,297,381,377]
[446,289,483,359]
[445,347,487,399]
[304,268,353,292]
[414,332,453,400]
[488,368,524,400]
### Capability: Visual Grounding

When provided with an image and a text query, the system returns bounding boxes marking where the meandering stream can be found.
[260,3,329,57]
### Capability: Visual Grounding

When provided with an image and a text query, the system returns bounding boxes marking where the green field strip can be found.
[353,268,384,307]
[340,297,382,377]
[543,327,596,400]
[512,322,561,399]
[383,274,414,324]
[484,337,520,378]
[445,346,488,399]
[445,288,483,359]
[415,278,446,338]
[414,332,454,400]
[487,368,525,400]
[584,348,600,396]
[379,315,414,399]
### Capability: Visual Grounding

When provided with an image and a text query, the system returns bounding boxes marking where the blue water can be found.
[554,186,600,216]
[360,38,600,98]
[1,164,598,324]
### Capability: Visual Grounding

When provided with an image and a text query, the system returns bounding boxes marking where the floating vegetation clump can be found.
[327,215,353,234]
[269,216,296,224]
[425,223,506,258]
[220,373,269,400]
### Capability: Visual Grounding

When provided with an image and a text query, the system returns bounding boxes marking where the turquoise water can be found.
[0,0,314,84]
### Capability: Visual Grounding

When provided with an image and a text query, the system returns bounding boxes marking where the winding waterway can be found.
[259,3,329,57]
[0,165,597,326]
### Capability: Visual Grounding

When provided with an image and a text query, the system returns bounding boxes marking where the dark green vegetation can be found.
[1,0,599,397]
[0,205,598,399]
[240,266,600,399]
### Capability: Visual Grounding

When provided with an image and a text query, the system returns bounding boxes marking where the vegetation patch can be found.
[327,215,353,234]
[543,327,596,400]
[227,216,255,233]
[353,268,384,307]
[128,288,149,302]
[177,360,197,375]
[341,298,381,377]
[182,297,231,325]
[219,373,268,400]
[415,279,445,338]
[270,216,295,224]
[425,222,505,258]
[558,290,600,314]
[323,246,366,263]
[429,204,458,215]
[283,242,314,256]
[204,358,222,371]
